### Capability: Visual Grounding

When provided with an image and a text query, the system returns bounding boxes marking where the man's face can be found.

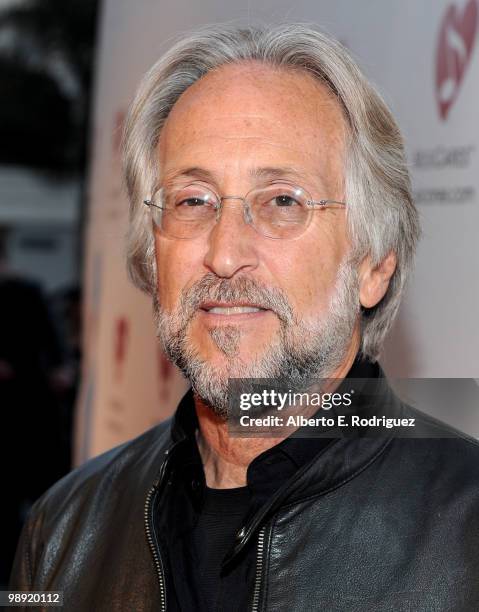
[153,62,360,416]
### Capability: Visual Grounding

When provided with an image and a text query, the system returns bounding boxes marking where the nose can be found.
[203,197,259,278]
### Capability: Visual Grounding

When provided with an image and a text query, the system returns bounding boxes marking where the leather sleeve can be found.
[8,500,43,592]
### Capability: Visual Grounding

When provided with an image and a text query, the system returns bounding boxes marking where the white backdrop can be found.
[74,0,479,463]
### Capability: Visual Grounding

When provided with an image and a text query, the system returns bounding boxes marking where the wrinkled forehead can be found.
[157,62,348,193]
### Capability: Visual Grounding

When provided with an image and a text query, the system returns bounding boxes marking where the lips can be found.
[199,301,269,314]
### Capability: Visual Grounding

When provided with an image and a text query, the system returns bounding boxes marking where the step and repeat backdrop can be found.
[74,0,479,463]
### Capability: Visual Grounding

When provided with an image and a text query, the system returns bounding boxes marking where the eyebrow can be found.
[162,165,310,185]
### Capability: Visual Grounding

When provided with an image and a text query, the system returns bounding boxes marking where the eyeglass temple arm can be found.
[143,199,166,210]
[309,199,347,208]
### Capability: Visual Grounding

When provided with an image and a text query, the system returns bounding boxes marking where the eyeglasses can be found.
[143,182,346,240]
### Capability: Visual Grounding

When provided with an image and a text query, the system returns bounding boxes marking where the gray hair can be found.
[122,22,421,361]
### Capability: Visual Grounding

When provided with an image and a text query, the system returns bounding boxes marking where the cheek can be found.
[268,226,348,313]
[279,258,335,313]
[154,235,204,310]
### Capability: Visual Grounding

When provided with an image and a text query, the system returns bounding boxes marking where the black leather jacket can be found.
[9,368,479,611]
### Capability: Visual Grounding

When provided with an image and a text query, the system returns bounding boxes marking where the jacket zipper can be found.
[144,483,167,612]
[251,526,266,612]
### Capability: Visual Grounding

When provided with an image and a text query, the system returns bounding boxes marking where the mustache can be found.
[179,273,295,324]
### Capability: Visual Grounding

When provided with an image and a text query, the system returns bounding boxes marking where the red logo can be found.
[113,316,129,381]
[436,0,478,120]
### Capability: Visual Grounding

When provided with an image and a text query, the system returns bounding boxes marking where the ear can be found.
[358,251,397,309]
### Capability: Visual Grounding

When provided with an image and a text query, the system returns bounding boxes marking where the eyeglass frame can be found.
[143,182,347,241]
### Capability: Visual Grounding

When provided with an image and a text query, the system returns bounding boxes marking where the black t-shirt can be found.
[192,486,251,610]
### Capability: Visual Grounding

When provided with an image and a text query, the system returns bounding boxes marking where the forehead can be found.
[158,62,347,191]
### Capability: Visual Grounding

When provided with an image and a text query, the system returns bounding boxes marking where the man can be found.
[9,23,479,611]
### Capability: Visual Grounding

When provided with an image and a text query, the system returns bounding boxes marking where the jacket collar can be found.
[158,355,400,565]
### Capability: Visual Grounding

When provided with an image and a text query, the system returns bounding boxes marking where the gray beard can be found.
[153,258,360,419]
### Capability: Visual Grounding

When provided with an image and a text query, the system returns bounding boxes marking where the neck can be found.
[195,330,361,488]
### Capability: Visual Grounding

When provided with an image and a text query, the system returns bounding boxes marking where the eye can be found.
[171,184,217,209]
[177,197,209,207]
[273,194,301,207]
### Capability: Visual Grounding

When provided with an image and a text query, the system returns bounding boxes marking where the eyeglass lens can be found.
[151,183,317,239]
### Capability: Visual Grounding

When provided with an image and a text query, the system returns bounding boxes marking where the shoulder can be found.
[31,417,173,520]
[386,403,479,489]
[401,400,479,448]
[9,418,173,590]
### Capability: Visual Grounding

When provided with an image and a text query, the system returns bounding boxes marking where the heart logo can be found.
[436,0,478,120]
